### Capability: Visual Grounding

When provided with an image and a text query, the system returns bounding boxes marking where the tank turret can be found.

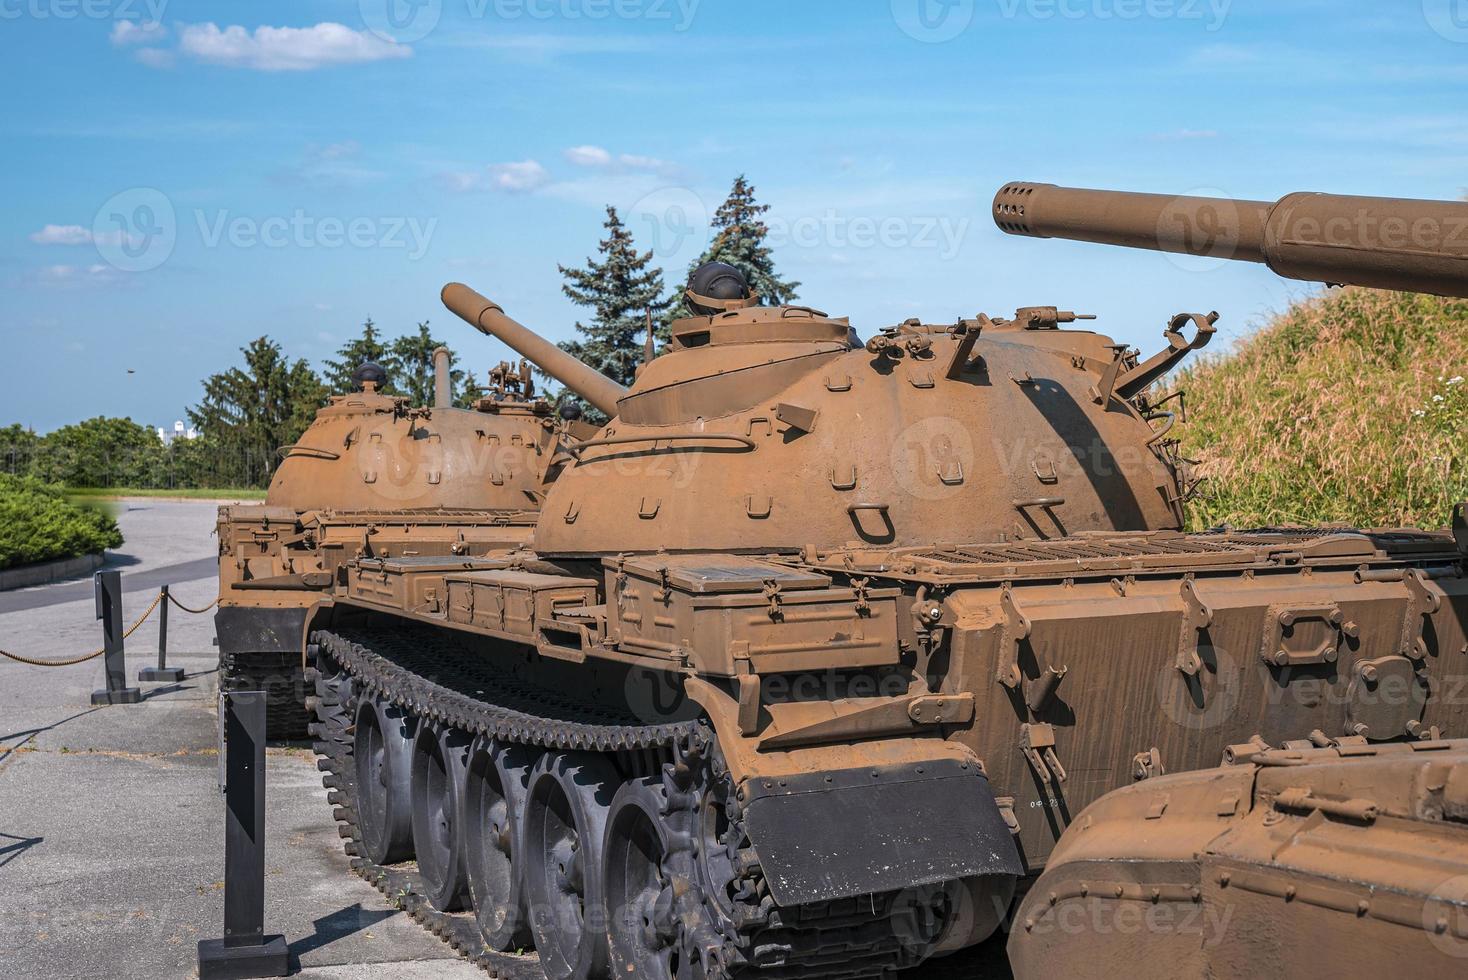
[440,281,1215,557]
[217,357,561,737]
[994,181,1468,298]
[266,361,556,513]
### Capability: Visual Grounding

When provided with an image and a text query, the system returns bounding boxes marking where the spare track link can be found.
[306,626,928,980]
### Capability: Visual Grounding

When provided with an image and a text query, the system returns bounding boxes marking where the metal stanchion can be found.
[139,583,186,683]
[198,690,289,979]
[90,570,140,705]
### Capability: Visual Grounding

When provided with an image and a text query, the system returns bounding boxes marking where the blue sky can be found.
[2,0,1466,431]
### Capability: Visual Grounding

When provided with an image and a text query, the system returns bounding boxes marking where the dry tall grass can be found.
[1176,288,1467,531]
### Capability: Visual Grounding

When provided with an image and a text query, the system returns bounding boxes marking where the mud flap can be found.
[215,605,309,655]
[741,757,1022,906]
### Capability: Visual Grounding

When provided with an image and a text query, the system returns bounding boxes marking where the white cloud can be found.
[438,171,487,193]
[618,152,672,172]
[442,152,678,197]
[111,20,168,46]
[316,141,361,160]
[488,160,550,192]
[562,145,677,177]
[565,145,613,167]
[165,22,412,72]
[134,47,176,69]
[439,160,550,194]
[22,264,129,289]
[29,224,137,247]
[272,141,384,188]
[30,224,93,245]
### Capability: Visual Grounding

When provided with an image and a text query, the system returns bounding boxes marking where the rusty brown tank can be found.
[215,356,598,737]
[987,182,1468,978]
[1008,736,1468,978]
[289,189,1467,980]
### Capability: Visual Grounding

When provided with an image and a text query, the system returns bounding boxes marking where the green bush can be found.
[0,475,124,569]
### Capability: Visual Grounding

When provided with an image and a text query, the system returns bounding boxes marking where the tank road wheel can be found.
[604,777,689,979]
[690,752,743,936]
[608,744,747,979]
[463,738,538,951]
[354,697,417,865]
[523,752,620,980]
[410,724,473,911]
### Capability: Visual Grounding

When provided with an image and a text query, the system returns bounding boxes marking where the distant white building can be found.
[156,420,199,445]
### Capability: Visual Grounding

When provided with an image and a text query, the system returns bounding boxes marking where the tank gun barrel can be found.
[441,282,626,417]
[994,182,1468,298]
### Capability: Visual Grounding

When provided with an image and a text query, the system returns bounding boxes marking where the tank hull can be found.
[294,516,1466,975]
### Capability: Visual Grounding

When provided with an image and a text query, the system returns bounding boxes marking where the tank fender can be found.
[215,603,310,657]
[680,677,1022,904]
[740,758,1023,906]
[298,598,338,668]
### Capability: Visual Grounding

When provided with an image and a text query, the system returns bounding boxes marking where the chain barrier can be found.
[167,592,219,616]
[0,587,215,668]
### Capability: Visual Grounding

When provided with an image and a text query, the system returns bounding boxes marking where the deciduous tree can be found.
[389,322,467,407]
[188,337,327,487]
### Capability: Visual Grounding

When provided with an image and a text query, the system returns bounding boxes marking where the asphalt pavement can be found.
[0,499,485,979]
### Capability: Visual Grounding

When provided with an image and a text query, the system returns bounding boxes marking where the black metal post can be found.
[139,583,185,683]
[90,570,140,705]
[198,690,289,979]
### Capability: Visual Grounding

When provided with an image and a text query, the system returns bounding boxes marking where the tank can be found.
[1008,736,1468,979]
[993,182,1468,298]
[986,183,1468,977]
[215,354,603,738]
[291,253,1467,980]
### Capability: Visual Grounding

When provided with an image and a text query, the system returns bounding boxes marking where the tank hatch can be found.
[620,307,854,426]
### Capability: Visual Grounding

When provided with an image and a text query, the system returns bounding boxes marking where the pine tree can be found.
[557,206,672,420]
[669,175,800,320]
[323,318,395,394]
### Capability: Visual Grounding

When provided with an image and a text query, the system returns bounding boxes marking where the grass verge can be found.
[1178,288,1466,530]
[65,487,268,501]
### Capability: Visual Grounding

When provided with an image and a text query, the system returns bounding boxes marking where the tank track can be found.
[220,650,312,741]
[306,626,936,980]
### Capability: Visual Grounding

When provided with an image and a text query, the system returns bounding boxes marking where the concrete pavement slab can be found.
[1,499,505,979]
